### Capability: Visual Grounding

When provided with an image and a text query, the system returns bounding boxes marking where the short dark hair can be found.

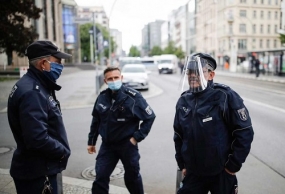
[103,66,121,75]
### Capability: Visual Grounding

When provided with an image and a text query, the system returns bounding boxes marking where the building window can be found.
[260,39,263,48]
[240,10,246,17]
[274,39,277,47]
[268,0,271,5]
[275,0,278,5]
[261,0,264,4]
[253,10,256,18]
[252,39,256,49]
[267,39,270,48]
[254,0,257,3]
[275,25,278,33]
[261,11,264,19]
[51,0,56,41]
[275,11,278,19]
[260,25,263,33]
[240,0,246,2]
[253,24,256,33]
[267,25,270,33]
[239,24,246,33]
[238,39,247,49]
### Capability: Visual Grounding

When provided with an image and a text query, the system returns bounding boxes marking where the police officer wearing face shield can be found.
[87,66,156,194]
[7,40,71,194]
[174,53,254,194]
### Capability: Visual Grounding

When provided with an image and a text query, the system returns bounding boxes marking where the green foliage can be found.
[279,34,285,44]
[0,0,42,65]
[150,46,163,56]
[80,23,116,62]
[129,46,140,57]
[163,41,176,55]
[174,46,185,59]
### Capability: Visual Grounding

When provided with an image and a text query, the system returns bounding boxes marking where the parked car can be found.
[121,64,149,90]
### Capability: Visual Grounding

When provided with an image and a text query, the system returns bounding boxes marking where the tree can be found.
[279,34,285,45]
[128,46,140,57]
[0,0,42,65]
[80,23,116,62]
[163,41,176,54]
[175,46,185,59]
[150,46,162,56]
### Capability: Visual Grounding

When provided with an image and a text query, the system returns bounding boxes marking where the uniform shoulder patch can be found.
[125,88,139,97]
[237,107,248,121]
[145,105,153,115]
[9,85,18,98]
[213,83,230,90]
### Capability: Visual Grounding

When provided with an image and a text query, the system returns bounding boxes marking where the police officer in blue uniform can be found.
[87,66,156,194]
[7,40,71,194]
[174,53,254,194]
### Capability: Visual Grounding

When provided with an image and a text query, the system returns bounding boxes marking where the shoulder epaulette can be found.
[213,83,230,90]
[180,90,189,96]
[124,88,139,97]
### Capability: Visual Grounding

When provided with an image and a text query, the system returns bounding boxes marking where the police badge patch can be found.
[237,108,247,121]
[145,105,153,115]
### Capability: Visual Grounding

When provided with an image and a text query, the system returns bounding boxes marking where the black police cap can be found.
[25,40,72,60]
[192,52,217,70]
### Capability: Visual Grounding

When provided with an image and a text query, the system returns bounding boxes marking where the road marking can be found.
[243,97,285,113]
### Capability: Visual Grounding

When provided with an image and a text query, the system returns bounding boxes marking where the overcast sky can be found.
[74,0,189,52]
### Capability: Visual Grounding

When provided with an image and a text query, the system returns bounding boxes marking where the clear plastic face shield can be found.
[180,56,212,93]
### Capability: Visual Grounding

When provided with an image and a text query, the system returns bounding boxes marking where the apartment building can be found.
[141,20,165,56]
[77,6,109,29]
[110,29,123,57]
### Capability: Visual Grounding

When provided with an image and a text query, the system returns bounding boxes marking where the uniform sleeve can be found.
[19,90,67,159]
[133,96,156,142]
[224,90,254,173]
[88,98,100,146]
[173,102,185,170]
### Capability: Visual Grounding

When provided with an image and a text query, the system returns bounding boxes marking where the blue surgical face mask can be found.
[43,61,63,82]
[107,80,122,91]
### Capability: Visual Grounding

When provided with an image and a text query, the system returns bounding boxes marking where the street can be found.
[0,67,285,194]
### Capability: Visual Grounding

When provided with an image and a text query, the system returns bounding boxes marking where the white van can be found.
[157,54,178,74]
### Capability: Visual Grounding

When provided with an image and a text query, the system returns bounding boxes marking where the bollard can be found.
[175,167,183,194]
[57,173,63,194]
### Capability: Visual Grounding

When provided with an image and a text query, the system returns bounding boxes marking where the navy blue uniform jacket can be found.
[88,85,155,145]
[7,65,70,180]
[173,82,254,176]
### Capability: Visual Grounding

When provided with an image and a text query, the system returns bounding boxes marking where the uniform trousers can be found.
[177,169,238,194]
[13,174,58,194]
[92,140,143,194]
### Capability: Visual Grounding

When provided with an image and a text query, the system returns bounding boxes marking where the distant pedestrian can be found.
[255,57,260,78]
[174,52,254,194]
[178,60,184,74]
[7,40,72,194]
[87,66,156,194]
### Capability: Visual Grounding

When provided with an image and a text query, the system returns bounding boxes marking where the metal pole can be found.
[90,33,93,64]
[108,0,118,66]
[93,12,97,65]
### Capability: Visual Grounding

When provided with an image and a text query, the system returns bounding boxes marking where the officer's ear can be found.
[208,71,215,80]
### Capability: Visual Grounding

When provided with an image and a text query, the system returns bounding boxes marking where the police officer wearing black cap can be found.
[87,66,156,194]
[173,53,254,194]
[7,40,72,194]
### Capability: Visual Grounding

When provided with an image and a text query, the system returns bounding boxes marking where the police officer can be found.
[173,53,254,194]
[87,66,156,194]
[7,40,71,194]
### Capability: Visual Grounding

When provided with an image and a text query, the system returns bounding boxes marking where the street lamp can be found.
[227,10,237,72]
[108,0,118,66]
[89,29,94,64]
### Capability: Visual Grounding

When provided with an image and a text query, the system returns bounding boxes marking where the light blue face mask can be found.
[107,80,122,90]
[43,61,63,82]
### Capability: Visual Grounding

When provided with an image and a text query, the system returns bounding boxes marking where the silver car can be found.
[121,64,149,90]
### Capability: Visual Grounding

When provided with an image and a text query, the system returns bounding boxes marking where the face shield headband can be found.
[180,56,210,93]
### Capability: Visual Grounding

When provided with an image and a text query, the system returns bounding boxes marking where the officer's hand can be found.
[87,145,96,154]
[225,168,236,175]
[130,137,137,146]
[182,168,187,176]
